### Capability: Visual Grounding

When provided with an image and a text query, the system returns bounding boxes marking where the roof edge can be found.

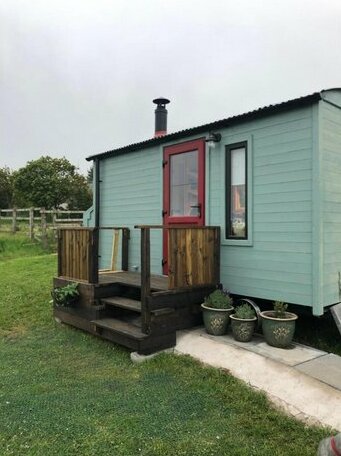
[86,91,322,161]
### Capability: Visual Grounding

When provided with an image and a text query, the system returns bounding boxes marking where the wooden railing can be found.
[57,227,130,283]
[168,227,220,288]
[135,225,220,332]
[57,227,99,283]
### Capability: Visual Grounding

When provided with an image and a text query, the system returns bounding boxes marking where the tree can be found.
[67,174,93,210]
[87,166,93,184]
[13,156,92,210]
[0,167,14,208]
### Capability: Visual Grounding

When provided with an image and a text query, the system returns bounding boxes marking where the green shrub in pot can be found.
[230,303,257,342]
[261,301,298,348]
[201,289,234,335]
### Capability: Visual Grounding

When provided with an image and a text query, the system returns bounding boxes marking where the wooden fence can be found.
[0,208,84,242]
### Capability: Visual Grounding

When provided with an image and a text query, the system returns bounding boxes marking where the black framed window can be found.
[226,142,247,239]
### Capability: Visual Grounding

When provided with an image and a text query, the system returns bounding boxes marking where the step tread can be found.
[101,296,141,312]
[91,318,147,340]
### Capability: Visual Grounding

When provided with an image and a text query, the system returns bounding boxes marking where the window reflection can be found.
[170,150,199,216]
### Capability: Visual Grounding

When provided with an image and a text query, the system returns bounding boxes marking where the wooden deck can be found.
[98,271,168,291]
[53,225,220,354]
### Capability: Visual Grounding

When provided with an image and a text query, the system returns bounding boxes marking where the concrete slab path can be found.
[175,328,341,431]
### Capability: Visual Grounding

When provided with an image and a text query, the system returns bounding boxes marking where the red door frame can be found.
[162,138,206,274]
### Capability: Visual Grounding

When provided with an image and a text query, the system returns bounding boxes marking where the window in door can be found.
[170,150,199,217]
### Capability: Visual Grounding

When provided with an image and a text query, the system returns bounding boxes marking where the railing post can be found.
[121,228,130,271]
[89,228,99,284]
[140,227,151,333]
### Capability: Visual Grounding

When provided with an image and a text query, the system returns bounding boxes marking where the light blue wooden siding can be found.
[98,146,163,272]
[208,107,314,306]
[320,95,341,309]
[83,206,94,226]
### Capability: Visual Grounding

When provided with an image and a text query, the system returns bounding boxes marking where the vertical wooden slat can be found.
[86,230,90,280]
[82,230,87,280]
[76,229,80,279]
[213,227,221,285]
[57,230,62,276]
[167,229,176,290]
[141,227,151,334]
[65,230,69,277]
[185,228,192,287]
[173,229,184,287]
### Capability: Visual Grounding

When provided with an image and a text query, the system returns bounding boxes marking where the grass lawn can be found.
[0,234,331,455]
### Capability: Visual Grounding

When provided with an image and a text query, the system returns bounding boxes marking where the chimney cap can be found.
[153,97,170,106]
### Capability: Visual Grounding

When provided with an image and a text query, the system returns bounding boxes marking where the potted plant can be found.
[51,282,79,307]
[201,289,234,335]
[260,301,298,348]
[230,303,257,342]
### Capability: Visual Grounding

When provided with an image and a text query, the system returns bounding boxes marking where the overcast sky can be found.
[1,0,341,174]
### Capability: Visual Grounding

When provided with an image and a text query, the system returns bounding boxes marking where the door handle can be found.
[190,203,201,217]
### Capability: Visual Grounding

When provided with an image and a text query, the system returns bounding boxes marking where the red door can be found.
[162,138,205,274]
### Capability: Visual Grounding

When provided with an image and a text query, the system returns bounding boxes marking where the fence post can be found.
[52,209,57,228]
[41,207,47,248]
[29,207,34,240]
[52,209,58,241]
[12,208,17,234]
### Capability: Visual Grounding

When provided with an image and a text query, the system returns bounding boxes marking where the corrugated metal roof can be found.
[86,91,322,161]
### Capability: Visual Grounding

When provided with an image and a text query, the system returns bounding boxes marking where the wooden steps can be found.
[101,296,141,313]
[91,317,146,340]
[53,273,215,355]
[90,316,176,354]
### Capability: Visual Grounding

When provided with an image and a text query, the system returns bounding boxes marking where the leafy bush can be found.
[52,282,79,306]
[204,289,233,310]
[234,303,255,319]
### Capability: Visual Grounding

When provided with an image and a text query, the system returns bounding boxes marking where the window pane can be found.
[170,150,199,216]
[230,147,246,237]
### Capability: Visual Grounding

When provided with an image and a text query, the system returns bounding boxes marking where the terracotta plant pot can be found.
[230,315,257,342]
[201,304,234,336]
[260,311,298,348]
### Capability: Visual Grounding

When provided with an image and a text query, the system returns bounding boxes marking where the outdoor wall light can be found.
[205,131,222,148]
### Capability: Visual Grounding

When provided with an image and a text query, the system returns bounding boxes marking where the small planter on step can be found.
[230,303,257,342]
[51,282,79,307]
[201,289,234,336]
[261,301,298,348]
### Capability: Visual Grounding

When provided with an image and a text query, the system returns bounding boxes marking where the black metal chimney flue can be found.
[153,97,170,137]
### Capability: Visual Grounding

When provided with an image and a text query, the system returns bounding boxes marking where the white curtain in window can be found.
[231,147,245,185]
